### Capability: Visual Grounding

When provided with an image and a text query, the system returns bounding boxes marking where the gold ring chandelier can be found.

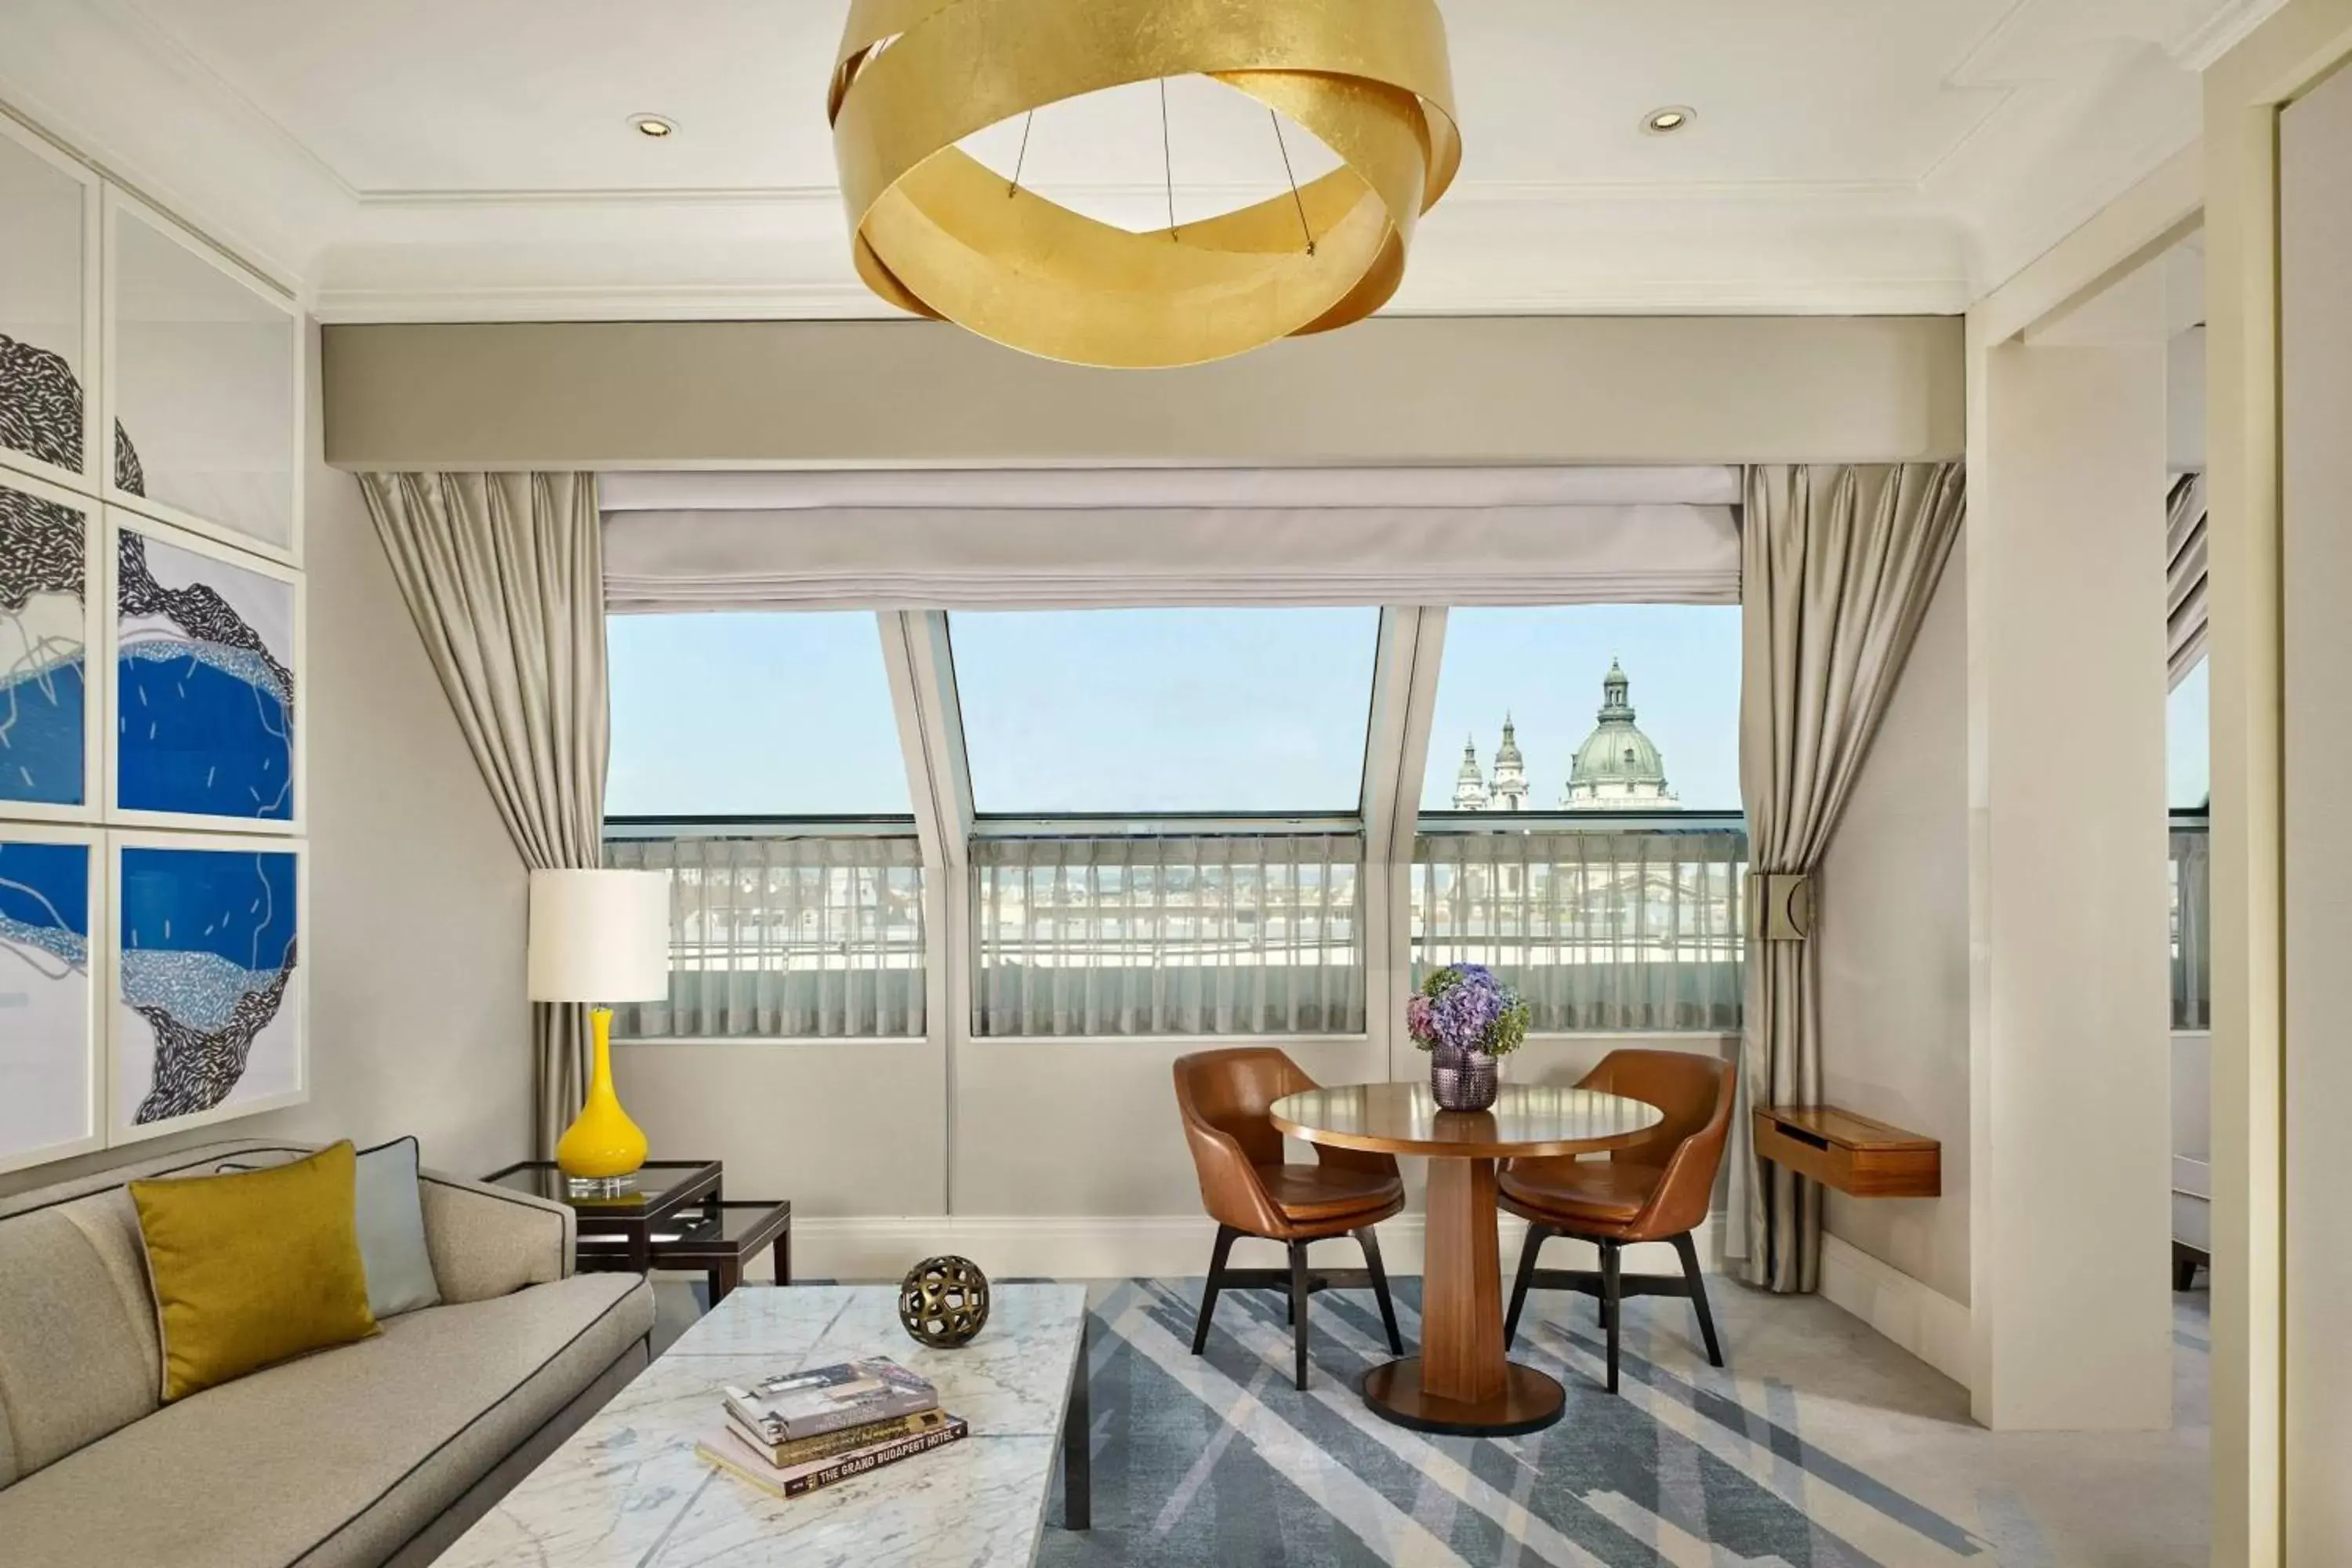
[828,0,1461,368]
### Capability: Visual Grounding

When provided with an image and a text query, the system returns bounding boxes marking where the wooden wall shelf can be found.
[1753,1106,1940,1198]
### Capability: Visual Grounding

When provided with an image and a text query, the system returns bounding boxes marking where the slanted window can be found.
[949,607,1379,815]
[605,612,923,1040]
[607,612,912,818]
[1414,604,1745,1033]
[1422,605,1740,814]
[950,607,1378,1036]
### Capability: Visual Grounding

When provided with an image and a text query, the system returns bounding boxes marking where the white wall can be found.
[0,325,532,1200]
[612,1020,1735,1279]
[2279,55,2352,1562]
[1967,329,2173,1431]
[1816,543,1970,1305]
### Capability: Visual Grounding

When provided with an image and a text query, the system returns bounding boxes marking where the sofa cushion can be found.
[0,1141,324,1490]
[0,1191,167,1487]
[0,1271,653,1568]
[218,1138,445,1319]
[134,1142,383,1403]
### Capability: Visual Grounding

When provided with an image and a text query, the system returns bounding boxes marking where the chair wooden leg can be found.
[1504,1221,1550,1350]
[1599,1240,1623,1394]
[1357,1225,1405,1356]
[1672,1230,1724,1367]
[1288,1240,1312,1391]
[1192,1224,1239,1356]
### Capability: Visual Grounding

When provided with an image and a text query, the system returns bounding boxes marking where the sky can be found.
[2169,657,2210,810]
[606,604,1748,818]
[949,608,1378,812]
[606,612,913,816]
[1425,604,1743,811]
[605,605,2212,820]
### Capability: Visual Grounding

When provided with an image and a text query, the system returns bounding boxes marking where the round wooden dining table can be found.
[1269,1080,1663,1436]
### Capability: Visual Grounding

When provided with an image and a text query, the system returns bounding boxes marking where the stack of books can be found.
[696,1357,967,1501]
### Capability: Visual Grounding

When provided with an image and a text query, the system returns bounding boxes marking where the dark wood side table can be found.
[659,1200,793,1305]
[482,1160,792,1302]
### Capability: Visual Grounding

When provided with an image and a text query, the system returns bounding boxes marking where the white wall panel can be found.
[2280,56,2352,1563]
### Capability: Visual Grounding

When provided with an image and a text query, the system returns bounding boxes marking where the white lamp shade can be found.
[528,869,670,1004]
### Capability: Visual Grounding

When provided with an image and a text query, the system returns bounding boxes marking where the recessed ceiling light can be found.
[630,114,677,139]
[1642,106,1695,135]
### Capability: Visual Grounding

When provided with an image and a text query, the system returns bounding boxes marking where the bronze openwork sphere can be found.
[898,1255,991,1348]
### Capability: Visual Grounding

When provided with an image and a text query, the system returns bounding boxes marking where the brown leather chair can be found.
[1173,1047,1406,1389]
[1500,1049,1737,1392]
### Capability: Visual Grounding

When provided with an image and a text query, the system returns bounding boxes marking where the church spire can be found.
[1452,734,1490,811]
[1599,658,1634,723]
[1490,713,1528,811]
[1495,712,1523,768]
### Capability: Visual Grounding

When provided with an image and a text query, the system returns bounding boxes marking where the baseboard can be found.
[1818,1232,1972,1386]
[692,1214,1968,1388]
[728,1211,1727,1287]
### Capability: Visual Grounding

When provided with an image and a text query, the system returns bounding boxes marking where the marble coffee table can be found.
[436,1283,1090,1566]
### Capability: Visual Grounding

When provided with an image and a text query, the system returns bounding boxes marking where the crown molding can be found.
[0,0,2264,324]
[310,182,1972,323]
[2167,0,2291,70]
[310,277,1976,326]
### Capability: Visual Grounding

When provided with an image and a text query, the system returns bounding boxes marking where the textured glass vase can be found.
[1429,1042,1501,1112]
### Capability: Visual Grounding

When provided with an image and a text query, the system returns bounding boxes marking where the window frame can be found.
[601,604,1749,1050]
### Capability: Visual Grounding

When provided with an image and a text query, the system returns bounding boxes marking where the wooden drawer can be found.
[1753,1106,1940,1198]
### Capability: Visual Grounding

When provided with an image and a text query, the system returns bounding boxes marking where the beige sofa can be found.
[0,1140,656,1568]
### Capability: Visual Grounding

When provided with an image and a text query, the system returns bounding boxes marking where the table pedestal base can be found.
[1360,1357,1566,1437]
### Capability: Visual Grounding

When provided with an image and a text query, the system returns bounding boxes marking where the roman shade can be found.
[598,466,1742,612]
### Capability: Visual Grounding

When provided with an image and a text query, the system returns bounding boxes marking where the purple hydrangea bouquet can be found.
[1406,964,1530,1112]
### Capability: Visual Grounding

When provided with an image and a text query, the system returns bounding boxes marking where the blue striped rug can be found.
[1029,1276,2209,1567]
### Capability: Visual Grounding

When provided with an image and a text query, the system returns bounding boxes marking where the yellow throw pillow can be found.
[132,1142,380,1402]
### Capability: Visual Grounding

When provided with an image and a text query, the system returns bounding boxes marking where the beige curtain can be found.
[1732,463,1966,1292]
[357,472,608,1156]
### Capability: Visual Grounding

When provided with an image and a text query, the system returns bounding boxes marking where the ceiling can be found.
[0,0,2279,321]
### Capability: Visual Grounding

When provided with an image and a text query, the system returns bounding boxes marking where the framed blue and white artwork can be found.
[0,112,102,499]
[107,512,301,833]
[109,832,306,1143]
[0,827,103,1174]
[0,470,100,818]
[103,187,301,565]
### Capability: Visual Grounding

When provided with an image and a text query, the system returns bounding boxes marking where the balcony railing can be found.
[600,809,2209,1043]
[1413,812,1748,1033]
[2172,815,2209,1031]
[971,833,1365,1037]
[604,826,927,1039]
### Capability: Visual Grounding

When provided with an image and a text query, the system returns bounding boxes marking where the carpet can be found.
[1026,1276,2210,1568]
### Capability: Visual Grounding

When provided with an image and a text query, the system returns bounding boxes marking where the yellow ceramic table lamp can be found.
[528,869,670,1195]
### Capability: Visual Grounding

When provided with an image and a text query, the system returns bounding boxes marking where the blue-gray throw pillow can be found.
[220,1138,441,1318]
[350,1137,441,1316]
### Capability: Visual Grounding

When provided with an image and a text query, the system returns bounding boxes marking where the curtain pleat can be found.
[604,836,925,1039]
[1731,461,1968,1294]
[357,471,605,1159]
[971,834,1364,1036]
